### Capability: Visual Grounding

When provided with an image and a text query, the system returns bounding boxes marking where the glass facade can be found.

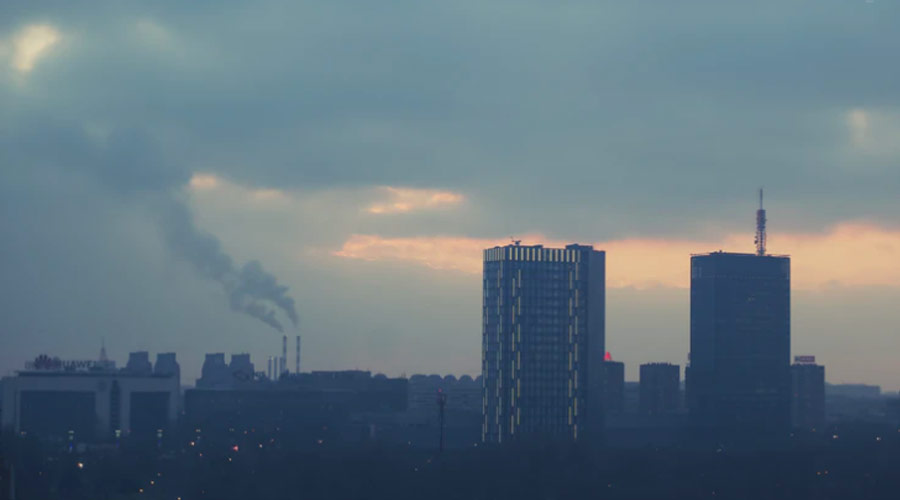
[687,252,791,433]
[482,244,604,443]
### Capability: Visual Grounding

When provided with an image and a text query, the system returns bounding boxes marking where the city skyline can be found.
[3,1,900,392]
[4,3,900,498]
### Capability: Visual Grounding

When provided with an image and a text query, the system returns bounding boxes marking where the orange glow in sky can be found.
[334,223,900,290]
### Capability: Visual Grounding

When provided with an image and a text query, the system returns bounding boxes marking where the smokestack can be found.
[282,335,287,376]
[295,335,301,374]
[267,356,273,380]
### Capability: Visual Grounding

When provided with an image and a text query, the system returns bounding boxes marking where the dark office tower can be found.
[687,251,791,433]
[639,363,681,416]
[791,356,825,432]
[602,360,625,414]
[482,243,605,443]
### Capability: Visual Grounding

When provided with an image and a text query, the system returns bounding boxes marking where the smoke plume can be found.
[160,200,299,332]
[4,121,299,332]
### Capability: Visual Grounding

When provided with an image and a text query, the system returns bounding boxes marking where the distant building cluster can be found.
[3,196,898,451]
[1,347,484,450]
[475,197,858,446]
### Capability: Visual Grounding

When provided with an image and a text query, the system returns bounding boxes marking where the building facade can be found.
[1,353,180,441]
[408,374,482,416]
[687,252,791,433]
[791,359,825,431]
[184,370,408,447]
[639,363,681,416]
[602,360,625,414]
[482,243,605,443]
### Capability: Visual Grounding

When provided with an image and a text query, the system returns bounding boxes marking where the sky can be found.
[1,1,899,390]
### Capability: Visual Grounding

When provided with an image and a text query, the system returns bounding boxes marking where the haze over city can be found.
[2,0,900,391]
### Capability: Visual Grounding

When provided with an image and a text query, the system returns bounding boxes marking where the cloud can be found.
[334,234,514,273]
[9,24,60,74]
[365,186,464,215]
[134,19,175,49]
[189,173,463,219]
[845,107,900,158]
[847,108,870,147]
[333,222,900,290]
[189,172,291,205]
[189,173,220,190]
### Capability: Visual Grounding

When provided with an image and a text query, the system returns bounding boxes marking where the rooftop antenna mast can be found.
[755,188,766,256]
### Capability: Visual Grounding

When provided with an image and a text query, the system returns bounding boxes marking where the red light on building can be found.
[604,352,612,361]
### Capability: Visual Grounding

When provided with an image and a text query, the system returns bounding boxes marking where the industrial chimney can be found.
[295,335,301,374]
[281,335,287,377]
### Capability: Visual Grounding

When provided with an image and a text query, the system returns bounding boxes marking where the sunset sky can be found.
[2,1,899,389]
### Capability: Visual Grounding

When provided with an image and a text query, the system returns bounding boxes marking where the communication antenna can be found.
[754,188,766,256]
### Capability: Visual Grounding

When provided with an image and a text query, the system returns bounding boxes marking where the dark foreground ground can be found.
[2,425,900,500]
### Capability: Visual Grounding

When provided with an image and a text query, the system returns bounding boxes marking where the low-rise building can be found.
[639,363,681,416]
[1,353,180,442]
[791,357,825,431]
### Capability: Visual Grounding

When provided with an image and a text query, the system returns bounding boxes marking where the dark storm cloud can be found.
[5,0,896,239]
